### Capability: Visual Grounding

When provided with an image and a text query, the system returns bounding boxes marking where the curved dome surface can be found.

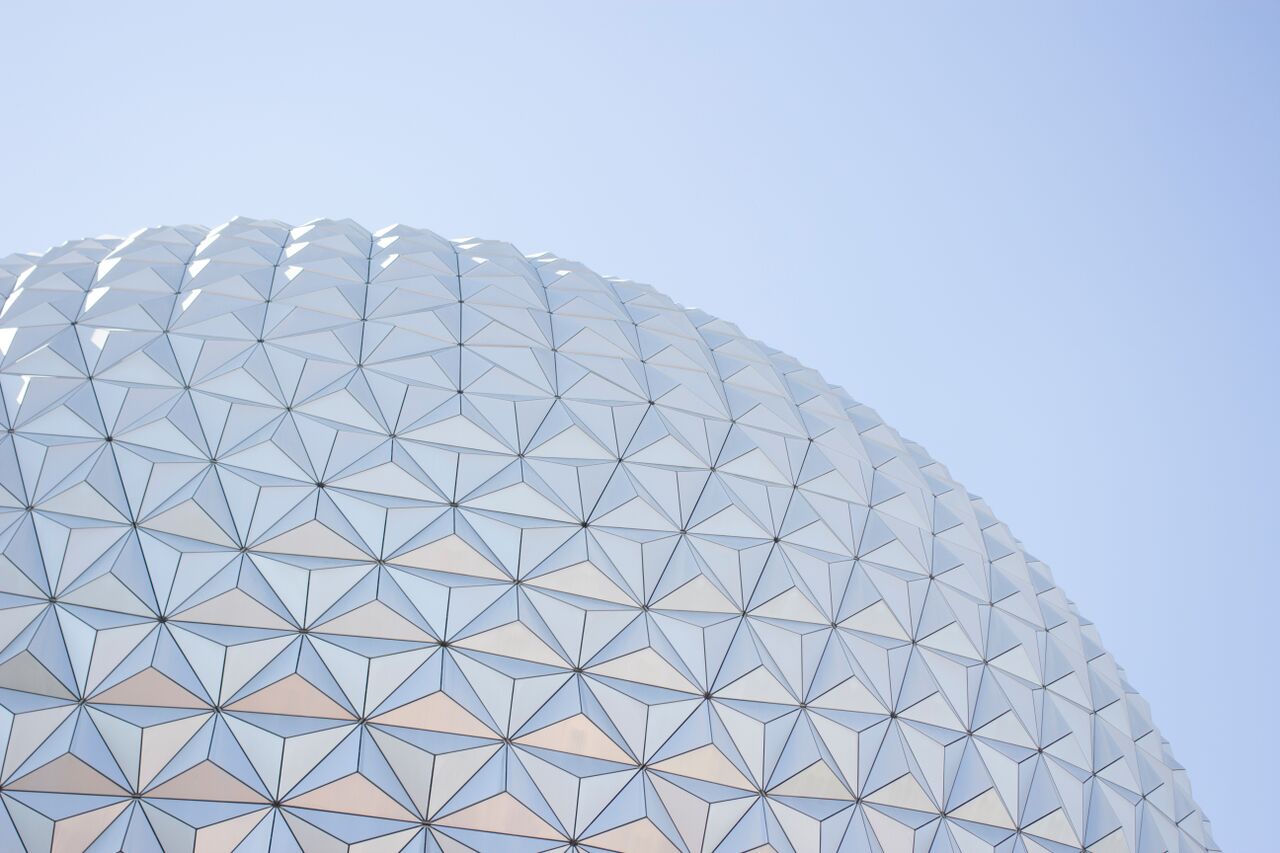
[0,218,1212,852]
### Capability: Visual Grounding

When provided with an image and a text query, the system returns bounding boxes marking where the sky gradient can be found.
[1,2,1276,847]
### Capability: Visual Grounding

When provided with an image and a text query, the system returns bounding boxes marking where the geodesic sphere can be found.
[0,219,1213,852]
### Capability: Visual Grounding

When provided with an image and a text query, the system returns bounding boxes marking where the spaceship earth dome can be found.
[0,218,1213,853]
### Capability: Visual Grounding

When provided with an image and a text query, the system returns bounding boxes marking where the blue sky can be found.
[2,2,1276,847]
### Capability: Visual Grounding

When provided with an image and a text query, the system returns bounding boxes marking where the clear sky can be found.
[2,2,1276,847]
